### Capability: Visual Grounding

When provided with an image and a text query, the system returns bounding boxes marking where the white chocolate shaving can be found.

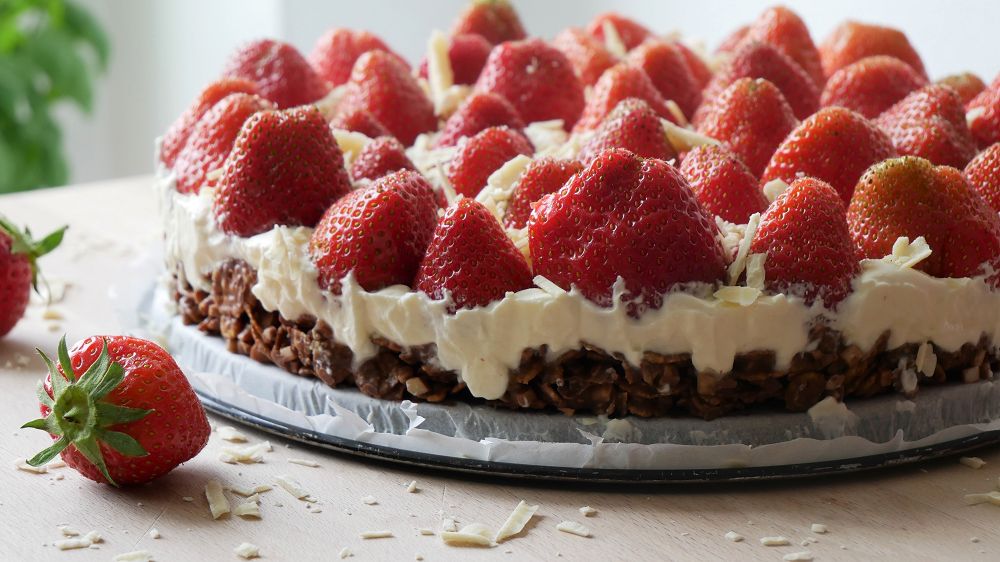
[495,500,539,542]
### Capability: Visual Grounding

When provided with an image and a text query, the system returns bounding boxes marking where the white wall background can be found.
[61,0,999,185]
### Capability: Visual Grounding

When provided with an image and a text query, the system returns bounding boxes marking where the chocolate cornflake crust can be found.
[174,259,999,420]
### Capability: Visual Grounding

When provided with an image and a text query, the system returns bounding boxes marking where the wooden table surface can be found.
[1,176,999,562]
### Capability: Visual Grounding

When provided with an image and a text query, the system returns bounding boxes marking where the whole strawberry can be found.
[435,92,525,148]
[160,78,258,168]
[222,39,329,109]
[749,177,859,306]
[575,64,676,131]
[696,78,799,177]
[586,12,652,51]
[626,40,702,119]
[310,170,439,293]
[340,50,437,146]
[24,336,210,486]
[0,218,65,337]
[965,143,1000,213]
[330,108,392,139]
[937,72,986,106]
[415,199,533,310]
[744,6,825,87]
[848,156,1000,280]
[309,28,406,87]
[819,21,926,79]
[697,41,819,123]
[820,55,927,119]
[174,93,274,194]
[474,38,585,129]
[875,84,978,169]
[529,148,727,315]
[451,0,526,45]
[503,158,582,229]
[417,33,492,85]
[214,106,352,237]
[679,145,769,224]
[447,126,533,198]
[551,27,616,87]
[577,98,678,166]
[351,136,417,182]
[761,106,896,203]
[967,78,1000,149]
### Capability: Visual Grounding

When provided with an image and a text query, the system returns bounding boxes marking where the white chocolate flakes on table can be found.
[217,426,249,442]
[783,552,814,561]
[287,458,320,468]
[494,500,539,543]
[360,530,394,539]
[275,474,312,501]
[362,495,379,505]
[234,542,261,559]
[54,530,102,550]
[811,523,828,534]
[339,546,354,559]
[959,456,986,469]
[112,550,154,562]
[760,536,791,546]
[579,506,597,517]
[555,520,591,538]
[205,479,230,519]
[219,441,272,464]
[441,523,496,547]
[724,531,745,542]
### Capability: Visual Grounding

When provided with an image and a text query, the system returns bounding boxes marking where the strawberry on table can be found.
[529,148,727,315]
[340,50,437,146]
[222,39,329,109]
[451,0,526,45]
[626,40,702,119]
[577,98,678,166]
[695,78,799,177]
[967,77,1000,149]
[447,126,533,198]
[586,12,652,51]
[0,218,65,337]
[415,199,533,310]
[310,170,439,294]
[575,64,676,131]
[875,84,978,169]
[435,92,525,149]
[937,72,986,106]
[744,6,825,87]
[309,28,406,87]
[417,33,492,85]
[679,144,769,224]
[749,177,859,307]
[965,143,1000,213]
[174,93,274,194]
[214,106,352,237]
[819,20,926,79]
[820,55,927,119]
[159,78,258,168]
[350,136,417,182]
[23,336,210,486]
[474,38,585,129]
[848,156,1000,280]
[330,108,392,139]
[503,158,582,229]
[551,27,616,87]
[761,106,896,203]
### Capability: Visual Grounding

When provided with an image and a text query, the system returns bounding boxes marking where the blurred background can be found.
[3,0,995,192]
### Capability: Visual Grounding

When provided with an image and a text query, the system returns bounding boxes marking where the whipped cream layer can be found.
[160,170,1000,400]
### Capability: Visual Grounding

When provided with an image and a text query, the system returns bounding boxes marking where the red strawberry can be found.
[0,218,64,337]
[848,156,1000,280]
[749,177,859,306]
[214,106,352,237]
[577,98,678,166]
[309,28,406,87]
[160,78,258,168]
[350,136,417,182]
[551,27,616,86]
[673,41,713,89]
[415,199,532,310]
[529,148,727,315]
[451,0,526,45]
[340,50,437,146]
[695,78,799,177]
[744,6,825,87]
[626,40,702,119]
[330,108,392,139]
[575,64,676,131]
[503,158,582,229]
[679,145,769,224]
[417,33,492,85]
[819,21,926,79]
[435,92,525,148]
[26,336,210,486]
[586,13,652,51]
[697,41,819,123]
[875,85,978,168]
[965,143,1000,213]
[309,170,439,293]
[937,72,986,106]
[967,79,1000,149]
[174,93,274,194]
[447,126,533,198]
[820,55,927,119]
[716,25,750,57]
[762,106,896,203]
[474,38,585,129]
[221,39,329,109]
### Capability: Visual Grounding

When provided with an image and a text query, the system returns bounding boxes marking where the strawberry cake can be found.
[158,2,1000,420]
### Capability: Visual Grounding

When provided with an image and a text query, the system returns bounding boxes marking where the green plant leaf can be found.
[63,1,109,70]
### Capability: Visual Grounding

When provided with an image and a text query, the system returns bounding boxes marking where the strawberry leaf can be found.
[26,436,71,467]
[35,380,54,409]
[95,429,148,458]
[95,402,152,427]
[56,335,75,382]
[37,346,67,397]
[71,435,114,486]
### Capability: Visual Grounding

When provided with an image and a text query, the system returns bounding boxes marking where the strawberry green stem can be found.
[0,214,67,292]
